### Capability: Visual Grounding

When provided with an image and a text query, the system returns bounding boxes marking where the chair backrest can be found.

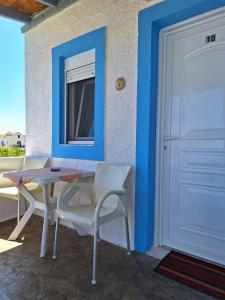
[95,163,131,190]
[0,157,24,188]
[93,164,130,209]
[0,156,24,172]
[23,156,49,170]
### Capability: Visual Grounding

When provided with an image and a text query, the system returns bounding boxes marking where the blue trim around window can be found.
[135,0,225,253]
[52,27,105,160]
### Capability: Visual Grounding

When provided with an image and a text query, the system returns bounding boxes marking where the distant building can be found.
[0,131,26,148]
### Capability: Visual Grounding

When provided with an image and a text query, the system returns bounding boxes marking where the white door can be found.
[160,10,225,265]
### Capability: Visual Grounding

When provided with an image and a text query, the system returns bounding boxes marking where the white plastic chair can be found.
[53,163,131,284]
[0,156,48,224]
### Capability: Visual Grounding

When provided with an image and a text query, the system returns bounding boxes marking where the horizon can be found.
[0,17,25,134]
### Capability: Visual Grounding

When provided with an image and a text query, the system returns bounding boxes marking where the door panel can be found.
[181,45,225,138]
[180,184,225,238]
[161,12,225,265]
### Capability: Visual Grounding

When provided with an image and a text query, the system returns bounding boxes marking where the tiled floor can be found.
[0,216,215,300]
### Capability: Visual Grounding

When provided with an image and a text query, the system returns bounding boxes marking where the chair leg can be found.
[97,229,100,242]
[125,216,131,255]
[50,209,55,226]
[92,229,98,285]
[17,198,20,225]
[53,216,59,259]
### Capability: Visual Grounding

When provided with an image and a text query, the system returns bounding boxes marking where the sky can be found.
[0,17,25,134]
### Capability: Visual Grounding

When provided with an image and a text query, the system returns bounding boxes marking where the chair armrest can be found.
[94,189,126,224]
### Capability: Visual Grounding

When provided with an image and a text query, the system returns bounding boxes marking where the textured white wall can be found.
[25,0,162,249]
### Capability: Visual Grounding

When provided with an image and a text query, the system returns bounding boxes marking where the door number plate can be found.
[206,34,216,43]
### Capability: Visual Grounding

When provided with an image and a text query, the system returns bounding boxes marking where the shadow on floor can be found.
[0,216,215,300]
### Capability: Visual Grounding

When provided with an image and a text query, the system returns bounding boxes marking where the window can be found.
[67,78,95,143]
[52,27,105,160]
[65,50,95,145]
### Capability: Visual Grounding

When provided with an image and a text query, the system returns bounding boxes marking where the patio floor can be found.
[0,216,215,300]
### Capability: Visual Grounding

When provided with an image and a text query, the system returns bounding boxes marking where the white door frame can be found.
[154,6,225,248]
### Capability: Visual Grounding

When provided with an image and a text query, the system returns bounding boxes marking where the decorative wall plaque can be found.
[115,77,126,91]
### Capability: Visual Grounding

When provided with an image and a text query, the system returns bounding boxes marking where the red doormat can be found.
[155,251,225,299]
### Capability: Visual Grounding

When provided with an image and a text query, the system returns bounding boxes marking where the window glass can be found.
[67,77,95,143]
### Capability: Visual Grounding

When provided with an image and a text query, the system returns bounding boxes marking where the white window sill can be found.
[67,141,95,146]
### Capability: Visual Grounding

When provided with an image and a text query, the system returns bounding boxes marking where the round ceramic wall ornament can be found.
[115,77,126,91]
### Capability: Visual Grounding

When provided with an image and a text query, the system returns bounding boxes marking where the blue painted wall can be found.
[135,0,225,253]
[52,27,105,160]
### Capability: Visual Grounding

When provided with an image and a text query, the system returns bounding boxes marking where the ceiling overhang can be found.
[0,0,78,32]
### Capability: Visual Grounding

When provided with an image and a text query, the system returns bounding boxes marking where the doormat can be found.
[155,251,225,299]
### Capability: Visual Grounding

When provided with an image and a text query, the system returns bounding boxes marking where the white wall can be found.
[25,0,161,249]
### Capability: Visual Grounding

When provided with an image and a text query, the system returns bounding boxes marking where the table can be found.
[4,167,93,257]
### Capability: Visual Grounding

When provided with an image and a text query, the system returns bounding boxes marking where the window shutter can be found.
[66,63,95,83]
[65,49,95,83]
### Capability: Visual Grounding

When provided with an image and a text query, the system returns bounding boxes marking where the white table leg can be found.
[8,186,36,241]
[50,209,55,226]
[17,194,20,224]
[40,184,50,258]
[49,183,55,226]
